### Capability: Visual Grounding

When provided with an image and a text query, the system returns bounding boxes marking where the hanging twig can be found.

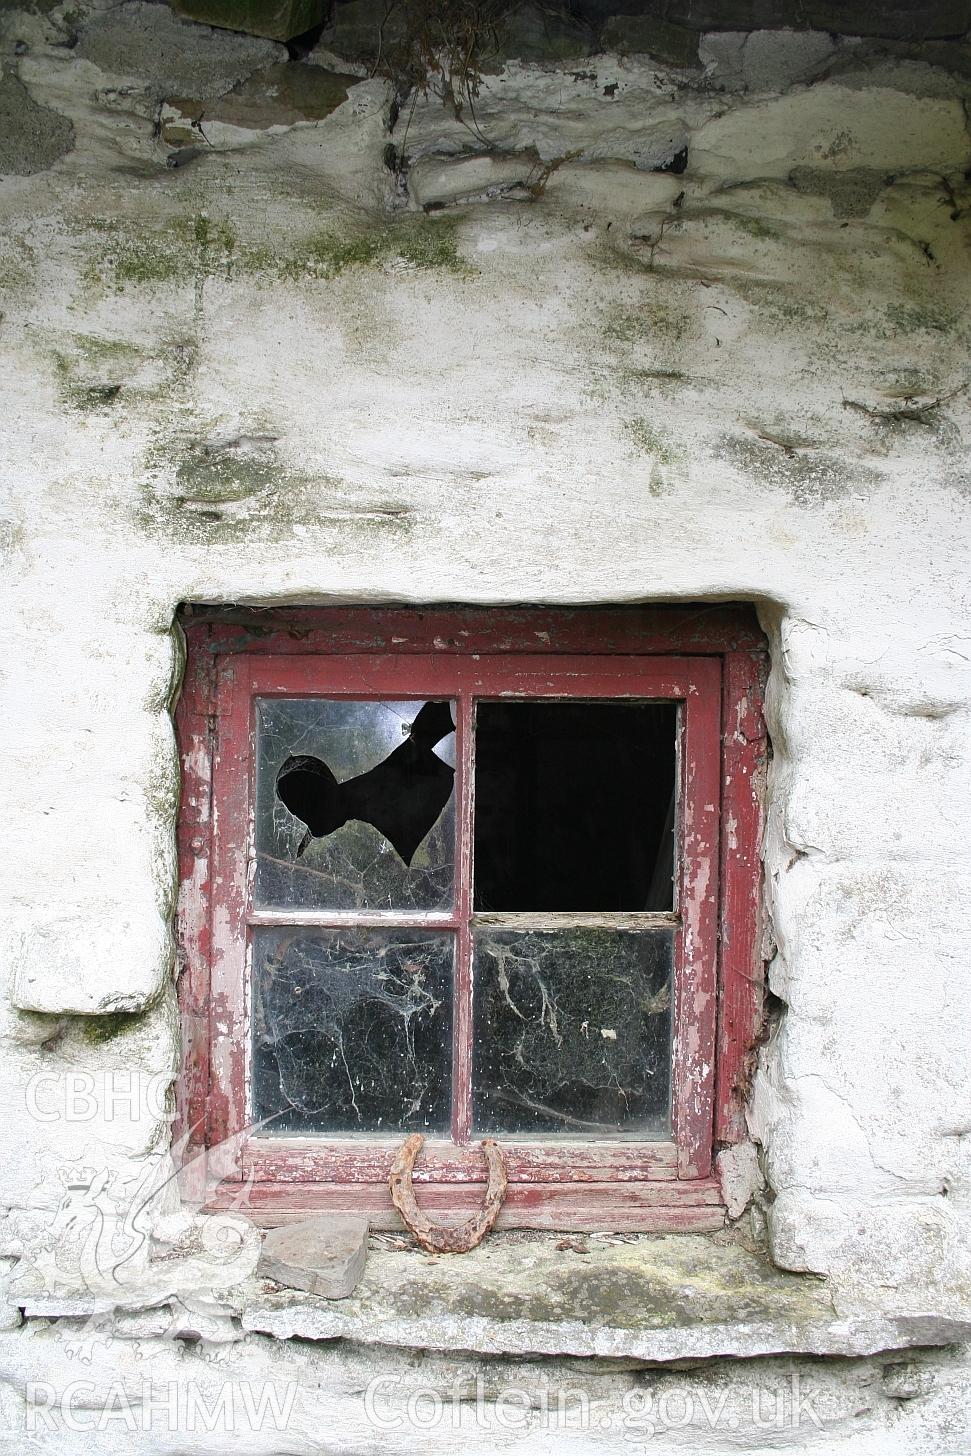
[842,384,964,425]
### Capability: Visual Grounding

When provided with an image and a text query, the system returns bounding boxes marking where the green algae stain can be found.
[624,418,685,467]
[0,234,36,297]
[280,215,473,280]
[137,424,414,547]
[46,331,194,415]
[720,432,882,506]
[79,1011,144,1045]
[79,213,242,292]
[50,332,143,411]
[79,211,473,294]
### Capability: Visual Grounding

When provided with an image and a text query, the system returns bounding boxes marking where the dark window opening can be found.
[473,701,677,913]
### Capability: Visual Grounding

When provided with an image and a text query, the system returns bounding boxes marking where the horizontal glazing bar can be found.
[249,910,460,929]
[249,913,677,930]
[471,911,678,930]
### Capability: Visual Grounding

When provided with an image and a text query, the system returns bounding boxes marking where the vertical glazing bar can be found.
[451,691,475,1143]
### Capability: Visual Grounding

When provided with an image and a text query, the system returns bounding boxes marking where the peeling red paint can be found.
[176,609,767,1230]
[715,650,770,1145]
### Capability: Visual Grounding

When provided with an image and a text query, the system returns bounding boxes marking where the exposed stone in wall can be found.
[75,2,285,99]
[0,67,73,174]
[171,0,328,43]
[611,1,970,40]
[698,27,840,90]
[160,61,357,146]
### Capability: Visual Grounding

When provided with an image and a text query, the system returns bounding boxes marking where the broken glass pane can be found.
[255,698,456,911]
[252,926,453,1135]
[472,928,672,1140]
[473,701,677,912]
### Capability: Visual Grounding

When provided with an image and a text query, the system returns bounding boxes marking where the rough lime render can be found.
[0,1,969,1449]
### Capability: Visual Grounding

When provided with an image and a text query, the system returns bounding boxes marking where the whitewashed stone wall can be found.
[0,2,969,1449]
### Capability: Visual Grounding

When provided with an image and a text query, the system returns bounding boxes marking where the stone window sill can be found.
[238,1229,971,1363]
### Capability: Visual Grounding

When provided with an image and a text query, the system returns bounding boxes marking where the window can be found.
[176,607,767,1232]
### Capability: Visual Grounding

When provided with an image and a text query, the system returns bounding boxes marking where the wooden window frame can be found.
[176,606,768,1232]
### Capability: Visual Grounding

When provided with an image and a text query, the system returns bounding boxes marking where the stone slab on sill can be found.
[241,1231,971,1362]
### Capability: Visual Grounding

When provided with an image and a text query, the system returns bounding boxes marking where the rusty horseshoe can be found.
[389,1134,508,1253]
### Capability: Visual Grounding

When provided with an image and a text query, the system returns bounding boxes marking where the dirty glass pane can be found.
[252,926,453,1135]
[254,698,456,911]
[473,701,677,912]
[472,929,672,1140]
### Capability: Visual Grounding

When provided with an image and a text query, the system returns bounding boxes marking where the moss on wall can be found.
[78,210,473,295]
[136,424,415,546]
[720,432,882,505]
[50,334,143,411]
[624,417,685,466]
[78,1010,145,1045]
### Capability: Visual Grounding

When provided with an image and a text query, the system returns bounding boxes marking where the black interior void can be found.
[276,700,455,866]
[473,701,677,912]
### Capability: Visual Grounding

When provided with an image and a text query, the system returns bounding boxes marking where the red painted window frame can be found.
[176,606,768,1231]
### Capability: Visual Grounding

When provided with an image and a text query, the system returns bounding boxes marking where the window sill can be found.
[239,1229,971,1363]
